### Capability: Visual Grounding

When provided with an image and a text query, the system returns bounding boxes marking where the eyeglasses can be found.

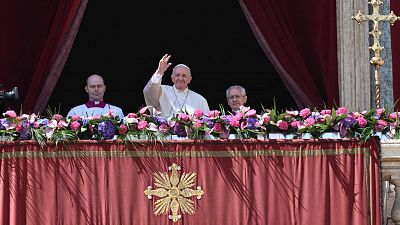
[228,95,245,100]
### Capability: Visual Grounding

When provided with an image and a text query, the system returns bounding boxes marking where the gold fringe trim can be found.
[1,148,370,159]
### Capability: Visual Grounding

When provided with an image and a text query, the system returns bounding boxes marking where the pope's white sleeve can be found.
[143,73,163,108]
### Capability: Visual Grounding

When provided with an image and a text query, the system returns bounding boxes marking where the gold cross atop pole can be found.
[352,0,400,108]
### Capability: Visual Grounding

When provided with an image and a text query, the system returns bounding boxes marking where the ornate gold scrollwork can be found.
[144,163,204,222]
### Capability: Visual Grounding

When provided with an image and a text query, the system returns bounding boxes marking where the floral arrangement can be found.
[0,105,398,143]
[118,106,170,141]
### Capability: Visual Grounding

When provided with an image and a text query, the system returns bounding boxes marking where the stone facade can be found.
[380,140,400,225]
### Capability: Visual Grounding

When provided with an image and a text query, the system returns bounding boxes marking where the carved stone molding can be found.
[380,140,400,225]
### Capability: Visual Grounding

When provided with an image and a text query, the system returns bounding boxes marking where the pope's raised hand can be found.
[155,54,172,75]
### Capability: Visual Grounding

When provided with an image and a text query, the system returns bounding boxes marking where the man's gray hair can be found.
[226,85,246,99]
[172,64,191,76]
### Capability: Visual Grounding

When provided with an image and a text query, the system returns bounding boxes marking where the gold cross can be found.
[352,0,400,108]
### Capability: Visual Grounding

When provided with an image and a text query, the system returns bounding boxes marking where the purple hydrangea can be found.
[37,118,49,126]
[153,116,168,125]
[19,120,31,140]
[201,118,214,128]
[98,120,116,140]
[246,117,258,130]
[222,115,233,124]
[173,123,187,137]
[334,117,357,137]
[0,118,7,130]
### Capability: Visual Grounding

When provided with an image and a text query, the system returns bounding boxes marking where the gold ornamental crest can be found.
[144,163,204,222]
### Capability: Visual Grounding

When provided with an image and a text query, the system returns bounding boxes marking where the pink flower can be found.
[127,113,138,118]
[15,124,23,132]
[304,118,315,127]
[91,115,101,120]
[356,117,367,128]
[47,119,57,128]
[188,115,195,122]
[299,108,311,118]
[290,120,298,128]
[125,116,138,124]
[57,120,68,128]
[336,107,347,116]
[263,114,271,124]
[240,121,247,130]
[139,106,152,115]
[192,121,202,128]
[230,118,240,127]
[376,108,385,117]
[159,124,169,133]
[375,119,387,131]
[323,114,332,121]
[169,120,176,128]
[138,120,148,130]
[29,113,38,124]
[193,109,204,118]
[286,110,299,116]
[207,110,220,118]
[277,120,288,130]
[3,110,17,118]
[118,124,128,134]
[390,112,400,120]
[178,113,189,121]
[52,114,63,121]
[244,109,257,117]
[71,115,80,121]
[33,122,40,129]
[233,113,242,120]
[70,121,81,131]
[148,123,158,132]
[104,110,114,117]
[320,109,331,115]
[212,123,222,132]
[352,112,362,117]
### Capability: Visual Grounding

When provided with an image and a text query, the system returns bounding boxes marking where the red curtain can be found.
[239,0,339,109]
[391,0,400,108]
[0,0,85,113]
[0,139,381,225]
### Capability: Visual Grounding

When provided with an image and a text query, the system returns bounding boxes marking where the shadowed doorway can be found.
[48,1,296,115]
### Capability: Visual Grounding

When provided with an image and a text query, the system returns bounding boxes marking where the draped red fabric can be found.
[0,139,381,225]
[0,0,83,113]
[239,0,339,109]
[391,0,400,108]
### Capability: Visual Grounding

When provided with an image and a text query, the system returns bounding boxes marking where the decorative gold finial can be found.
[352,0,399,108]
[144,163,204,223]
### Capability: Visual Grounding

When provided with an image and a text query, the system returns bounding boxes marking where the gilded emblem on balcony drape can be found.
[144,163,204,222]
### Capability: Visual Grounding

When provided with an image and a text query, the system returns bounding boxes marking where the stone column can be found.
[374,1,394,109]
[336,0,371,111]
[337,0,394,111]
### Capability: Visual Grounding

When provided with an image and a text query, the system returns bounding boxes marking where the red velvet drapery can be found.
[0,0,85,113]
[391,0,400,108]
[0,139,381,225]
[239,0,339,109]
